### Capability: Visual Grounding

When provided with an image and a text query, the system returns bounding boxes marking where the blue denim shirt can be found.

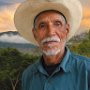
[22,48,90,90]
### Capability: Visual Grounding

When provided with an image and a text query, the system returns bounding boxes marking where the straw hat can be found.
[14,0,83,46]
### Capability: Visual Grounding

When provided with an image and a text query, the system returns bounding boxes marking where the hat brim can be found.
[14,0,82,46]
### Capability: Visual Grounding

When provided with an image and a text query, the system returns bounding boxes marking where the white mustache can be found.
[41,36,60,45]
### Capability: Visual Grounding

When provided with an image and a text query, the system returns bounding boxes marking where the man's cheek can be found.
[60,33,67,40]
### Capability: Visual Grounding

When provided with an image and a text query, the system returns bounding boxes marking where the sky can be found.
[0,0,90,34]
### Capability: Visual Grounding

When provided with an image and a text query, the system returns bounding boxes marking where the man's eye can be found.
[54,21,62,26]
[39,23,46,29]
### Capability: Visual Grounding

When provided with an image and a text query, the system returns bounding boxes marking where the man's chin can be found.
[42,49,61,56]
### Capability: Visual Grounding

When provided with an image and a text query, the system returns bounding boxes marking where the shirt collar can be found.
[59,47,71,72]
[37,57,48,76]
[37,47,72,75]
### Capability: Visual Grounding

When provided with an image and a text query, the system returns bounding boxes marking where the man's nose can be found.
[47,24,56,36]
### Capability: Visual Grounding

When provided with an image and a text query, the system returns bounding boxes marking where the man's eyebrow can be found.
[54,19,63,22]
[38,21,46,25]
[54,20,62,24]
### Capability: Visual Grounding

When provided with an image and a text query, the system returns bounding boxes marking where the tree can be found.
[70,31,90,57]
[0,48,39,90]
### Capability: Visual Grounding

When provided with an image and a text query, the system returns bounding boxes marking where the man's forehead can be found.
[34,10,67,23]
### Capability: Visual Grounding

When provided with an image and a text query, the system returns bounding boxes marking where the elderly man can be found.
[14,0,90,90]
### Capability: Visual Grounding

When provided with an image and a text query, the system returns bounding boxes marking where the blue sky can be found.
[0,0,23,4]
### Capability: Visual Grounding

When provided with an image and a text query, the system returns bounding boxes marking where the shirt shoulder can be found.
[71,52,90,61]
[70,52,90,87]
[70,52,90,70]
[22,60,39,85]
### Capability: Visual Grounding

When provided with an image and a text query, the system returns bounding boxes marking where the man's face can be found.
[32,11,70,56]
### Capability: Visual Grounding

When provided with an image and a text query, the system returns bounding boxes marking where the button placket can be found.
[44,74,55,90]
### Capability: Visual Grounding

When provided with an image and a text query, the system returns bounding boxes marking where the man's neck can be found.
[43,47,66,66]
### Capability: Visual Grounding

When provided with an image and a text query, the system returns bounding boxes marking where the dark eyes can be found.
[37,20,63,30]
[39,22,46,29]
[54,21,62,26]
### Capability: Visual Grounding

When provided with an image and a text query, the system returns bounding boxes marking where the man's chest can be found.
[26,71,88,90]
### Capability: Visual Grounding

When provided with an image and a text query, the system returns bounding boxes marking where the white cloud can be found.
[0,34,30,44]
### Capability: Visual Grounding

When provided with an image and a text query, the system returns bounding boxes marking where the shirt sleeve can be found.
[21,70,26,90]
[88,67,90,90]
[86,60,90,90]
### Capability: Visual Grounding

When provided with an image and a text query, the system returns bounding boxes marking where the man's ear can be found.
[32,28,37,41]
[66,23,70,35]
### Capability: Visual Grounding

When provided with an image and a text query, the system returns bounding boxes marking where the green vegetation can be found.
[0,48,39,90]
[69,30,90,57]
[0,31,90,90]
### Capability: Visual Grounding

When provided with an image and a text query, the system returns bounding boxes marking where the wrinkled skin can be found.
[32,11,70,65]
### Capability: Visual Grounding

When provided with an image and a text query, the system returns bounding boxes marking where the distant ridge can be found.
[0,31,37,53]
[0,41,36,48]
[0,31,19,36]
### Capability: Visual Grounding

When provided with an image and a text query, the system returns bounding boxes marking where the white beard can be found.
[40,36,64,56]
[42,48,61,56]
